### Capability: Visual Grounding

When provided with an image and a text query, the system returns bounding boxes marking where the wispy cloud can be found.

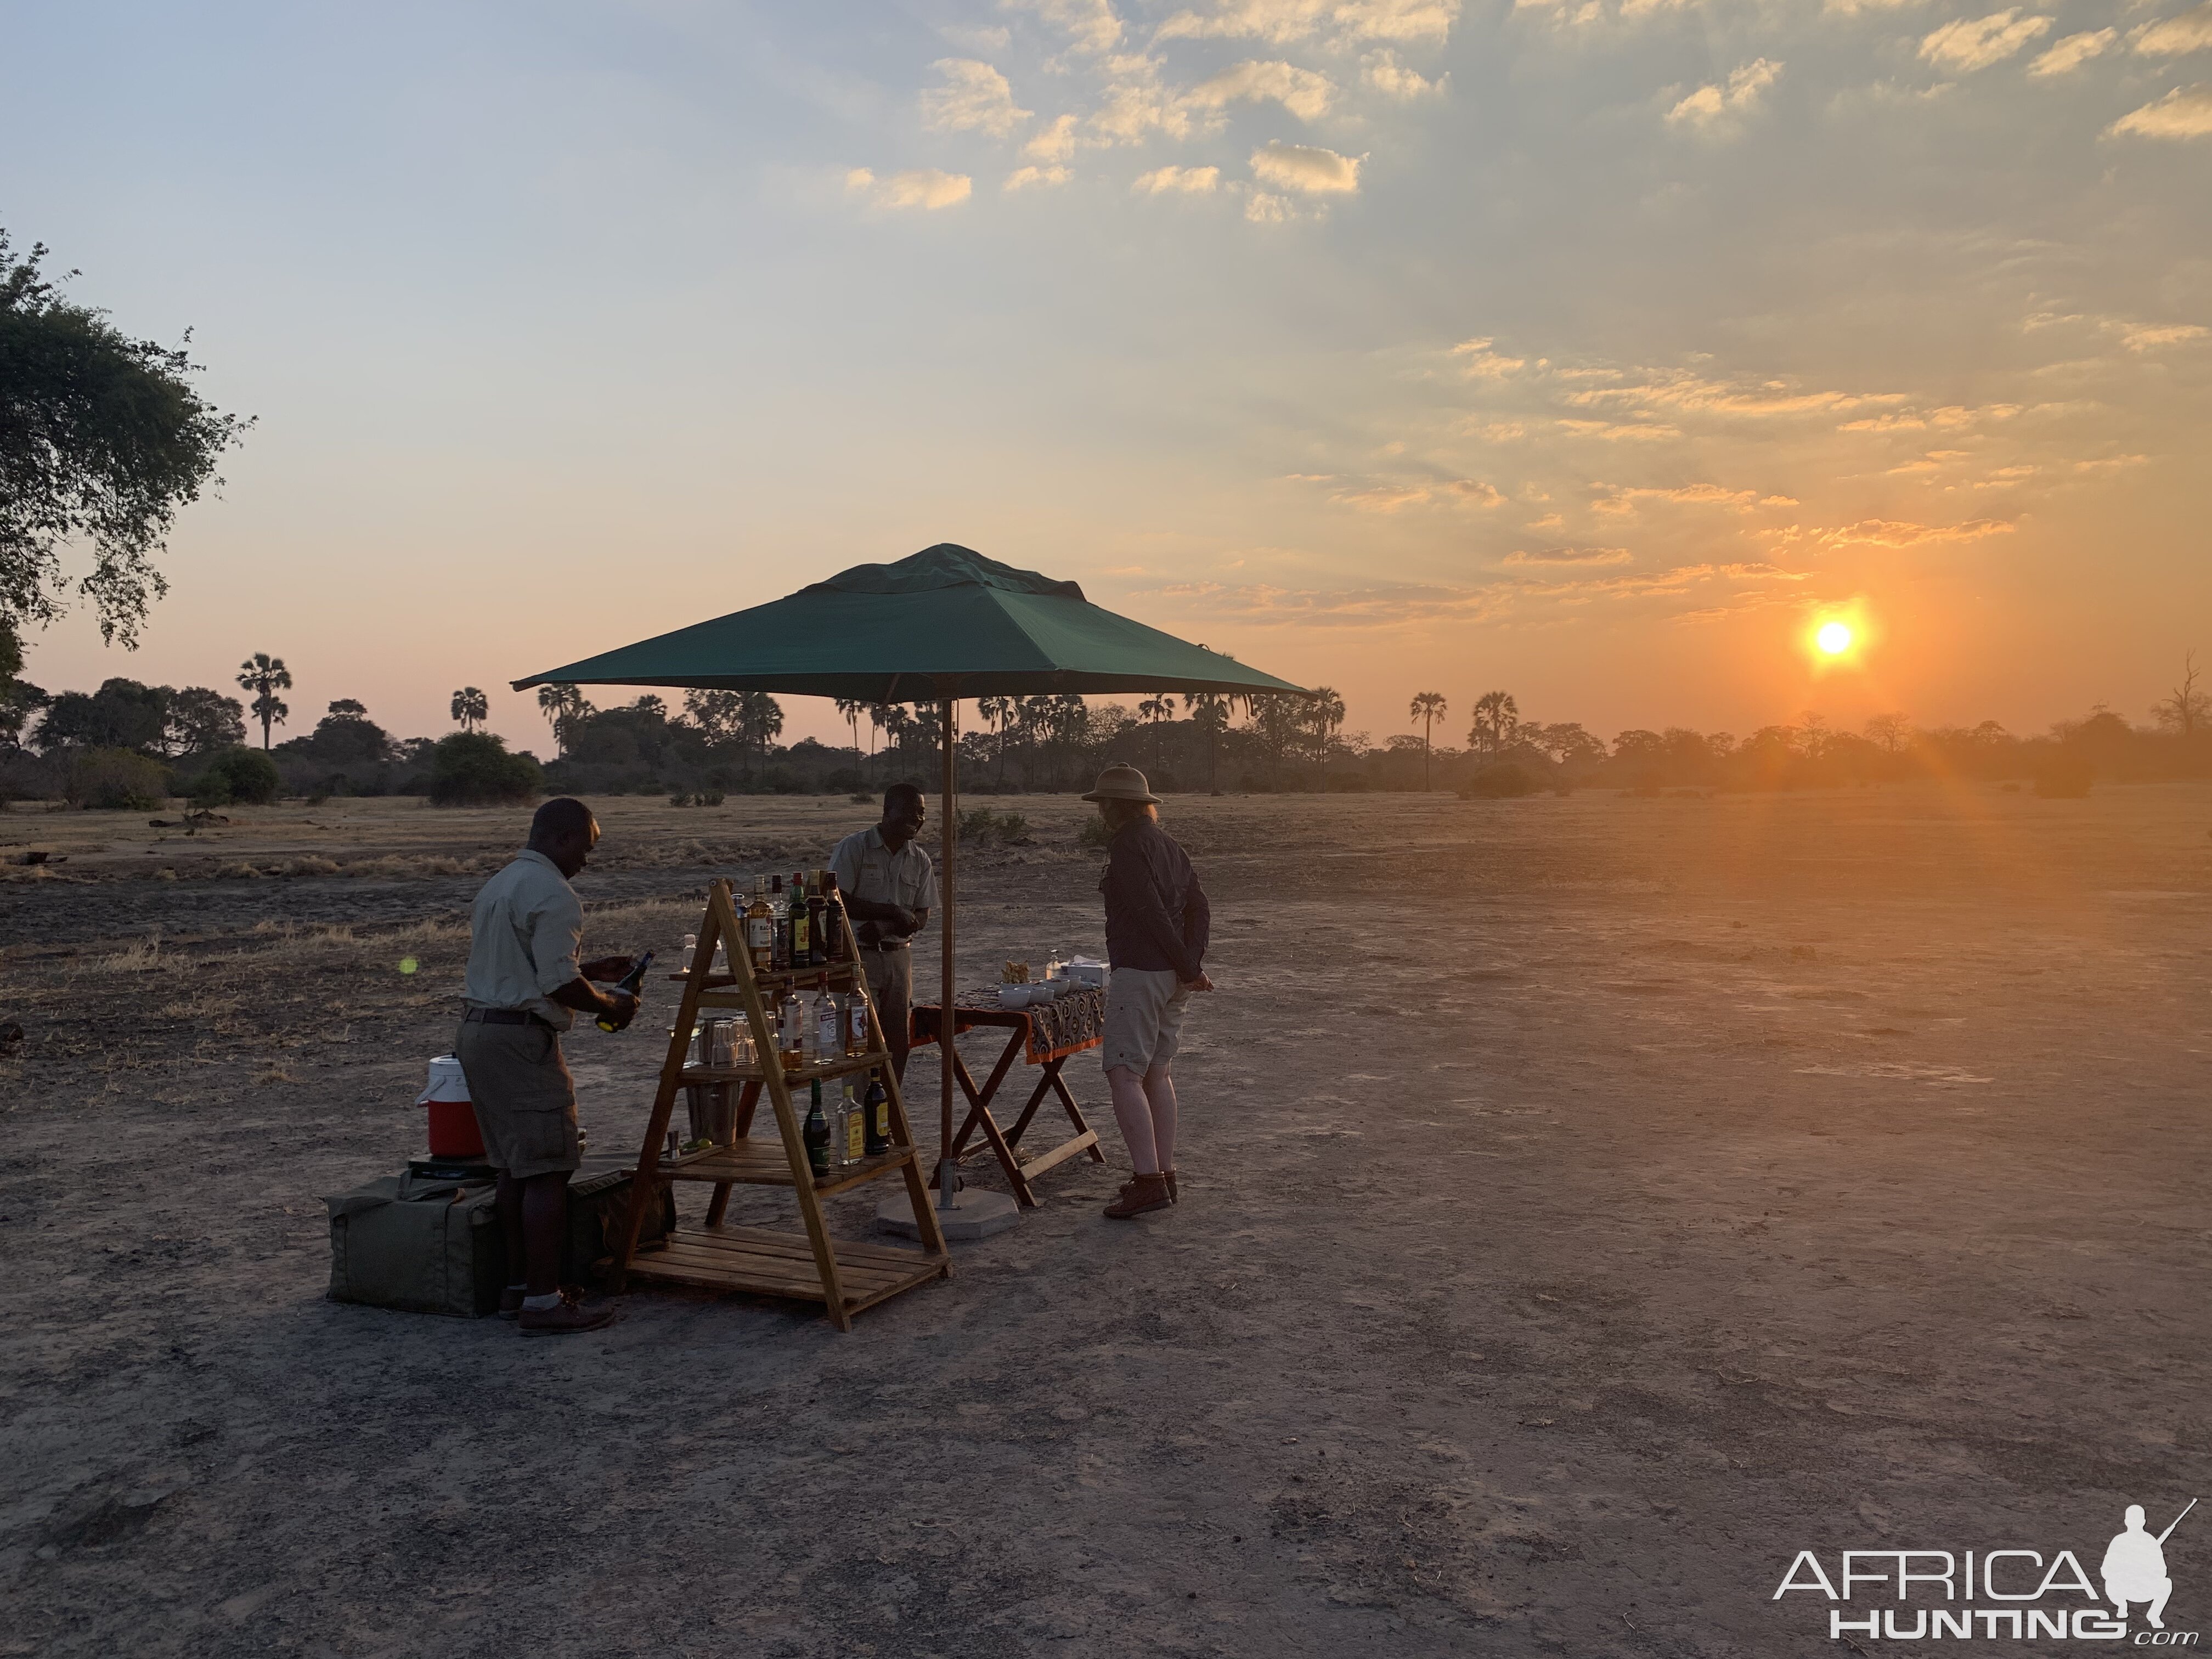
[1025,114,1079,163]
[1363,49,1447,98]
[1666,59,1782,129]
[1918,10,2053,73]
[1008,0,1124,54]
[1327,477,1505,511]
[1501,546,1634,565]
[2119,321,2210,350]
[2027,28,2114,76]
[2107,84,2212,138]
[919,59,1032,137]
[1006,164,1073,190]
[1187,59,1336,121]
[2131,2,2212,57]
[1133,163,1222,193]
[1555,417,1682,441]
[846,167,973,210]
[1452,336,1527,378]
[1593,483,1791,515]
[1251,141,1364,193]
[1818,517,2016,548]
[1154,0,1463,46]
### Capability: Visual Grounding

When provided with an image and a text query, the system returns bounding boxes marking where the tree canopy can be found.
[0,229,249,666]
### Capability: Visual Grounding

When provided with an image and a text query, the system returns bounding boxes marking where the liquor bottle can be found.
[864,1071,890,1154]
[744,883,774,973]
[779,990,805,1071]
[789,872,811,966]
[845,990,871,1057]
[820,873,847,963]
[814,990,841,1063]
[804,1080,831,1177]
[844,1081,866,1164]
[806,890,827,967]
[594,952,654,1031]
[770,874,790,970]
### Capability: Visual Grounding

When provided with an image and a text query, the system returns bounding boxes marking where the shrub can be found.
[1077,815,1113,850]
[428,732,543,805]
[64,747,171,810]
[191,747,281,808]
[1460,763,1540,800]
[958,806,1031,844]
[2034,754,2094,799]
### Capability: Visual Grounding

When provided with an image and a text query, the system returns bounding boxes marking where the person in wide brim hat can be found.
[1082,764,1210,1220]
[1081,763,1160,805]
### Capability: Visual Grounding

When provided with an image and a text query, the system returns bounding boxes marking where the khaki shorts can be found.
[455,1018,580,1180]
[862,946,913,1051]
[1102,968,1192,1076]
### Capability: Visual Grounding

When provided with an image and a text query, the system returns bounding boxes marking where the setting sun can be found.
[1815,621,1854,656]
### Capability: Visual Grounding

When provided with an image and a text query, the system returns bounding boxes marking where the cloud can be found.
[1250,140,1363,193]
[1452,336,1526,377]
[2028,28,2115,75]
[1666,59,1783,128]
[1555,417,1683,441]
[1566,369,1908,419]
[2132,2,2212,57]
[2107,83,2212,137]
[2120,321,2210,349]
[1008,0,1124,54]
[1918,10,2053,72]
[1154,0,1462,46]
[1363,49,1447,97]
[1328,477,1504,511]
[1501,546,1634,565]
[1593,482,1770,514]
[1245,191,1295,222]
[919,59,1032,137]
[1133,164,1222,193]
[1819,517,2016,548]
[1006,165,1073,190]
[1187,59,1336,121]
[846,167,973,210]
[1024,114,1080,163]
[1090,54,1196,143]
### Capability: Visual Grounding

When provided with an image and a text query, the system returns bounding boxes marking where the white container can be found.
[997,984,1034,1009]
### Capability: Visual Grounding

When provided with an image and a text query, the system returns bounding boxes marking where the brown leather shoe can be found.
[518,1290,618,1336]
[1161,1169,1177,1203]
[1104,1173,1173,1220]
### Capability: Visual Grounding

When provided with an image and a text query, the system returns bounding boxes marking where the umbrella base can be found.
[876,1186,1019,1243]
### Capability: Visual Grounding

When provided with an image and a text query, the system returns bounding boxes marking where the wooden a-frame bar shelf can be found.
[608,879,950,1329]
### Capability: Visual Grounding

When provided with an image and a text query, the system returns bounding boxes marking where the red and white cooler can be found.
[415,1054,486,1159]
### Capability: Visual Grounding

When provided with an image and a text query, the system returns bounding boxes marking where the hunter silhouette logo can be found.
[1774,1498,2199,1643]
[2106,1501,2193,1630]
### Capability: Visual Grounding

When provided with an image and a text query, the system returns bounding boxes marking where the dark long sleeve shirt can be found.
[1100,819,1209,980]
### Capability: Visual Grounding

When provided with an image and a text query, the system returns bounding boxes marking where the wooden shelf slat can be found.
[659,1141,915,1195]
[627,1226,947,1306]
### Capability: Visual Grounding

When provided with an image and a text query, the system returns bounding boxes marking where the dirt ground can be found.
[3,785,2209,1657]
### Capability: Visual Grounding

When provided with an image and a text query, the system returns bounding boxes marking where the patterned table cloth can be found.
[919,984,1108,1064]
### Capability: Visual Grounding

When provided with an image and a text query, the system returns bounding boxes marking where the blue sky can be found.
[5,0,2207,751]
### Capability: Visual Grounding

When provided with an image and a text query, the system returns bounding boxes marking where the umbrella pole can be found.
[938,695,958,1211]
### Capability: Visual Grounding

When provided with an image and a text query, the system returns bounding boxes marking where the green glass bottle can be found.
[804,1080,831,1178]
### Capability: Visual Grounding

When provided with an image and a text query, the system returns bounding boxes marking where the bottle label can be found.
[847,1104,865,1160]
[793,913,809,957]
[872,1097,889,1138]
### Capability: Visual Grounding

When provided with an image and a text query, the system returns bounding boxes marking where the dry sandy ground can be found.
[2,787,2209,1657]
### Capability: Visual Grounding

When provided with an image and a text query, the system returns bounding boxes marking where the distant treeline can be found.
[3,671,2209,809]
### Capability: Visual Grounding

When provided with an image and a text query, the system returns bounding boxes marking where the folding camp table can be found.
[910,984,1109,1209]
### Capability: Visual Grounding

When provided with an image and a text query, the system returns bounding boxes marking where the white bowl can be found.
[997,984,1035,1009]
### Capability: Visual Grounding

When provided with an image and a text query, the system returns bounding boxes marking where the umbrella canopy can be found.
[511,543,1308,702]
[512,543,1310,1225]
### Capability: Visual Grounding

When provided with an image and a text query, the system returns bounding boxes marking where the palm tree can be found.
[1307,686,1346,758]
[450,686,489,733]
[737,691,783,780]
[537,683,584,757]
[866,702,898,783]
[1183,691,1231,793]
[1469,690,1519,758]
[1409,691,1447,790]
[235,652,292,749]
[1137,693,1175,775]
[977,694,1016,789]
[834,698,867,771]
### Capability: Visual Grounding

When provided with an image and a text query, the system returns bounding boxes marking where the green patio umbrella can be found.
[514,543,1310,1219]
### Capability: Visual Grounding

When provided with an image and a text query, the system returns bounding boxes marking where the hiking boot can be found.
[518,1290,618,1336]
[1162,1169,1178,1203]
[1104,1173,1173,1220]
[502,1283,583,1320]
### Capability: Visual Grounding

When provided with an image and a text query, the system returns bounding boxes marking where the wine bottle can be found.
[864,1071,890,1155]
[594,951,655,1032]
[820,873,847,963]
[806,891,827,967]
[804,1081,830,1177]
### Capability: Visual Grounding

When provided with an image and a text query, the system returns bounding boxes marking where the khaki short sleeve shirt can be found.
[830,826,937,943]
[463,849,584,1030]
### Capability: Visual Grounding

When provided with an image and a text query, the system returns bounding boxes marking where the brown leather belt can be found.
[464,1007,554,1027]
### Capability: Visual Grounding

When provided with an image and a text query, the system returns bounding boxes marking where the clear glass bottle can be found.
[814,990,842,1064]
[745,883,774,973]
[845,991,871,1056]
[779,990,805,1071]
[769,874,790,970]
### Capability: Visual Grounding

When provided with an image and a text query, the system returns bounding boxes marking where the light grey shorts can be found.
[1101,968,1192,1076]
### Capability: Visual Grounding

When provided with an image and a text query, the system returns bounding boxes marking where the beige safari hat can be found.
[1081,764,1160,805]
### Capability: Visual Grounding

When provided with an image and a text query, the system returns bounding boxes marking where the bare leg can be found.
[520,1171,568,1297]
[1143,1063,1178,1172]
[1107,1065,1159,1175]
[496,1171,525,1283]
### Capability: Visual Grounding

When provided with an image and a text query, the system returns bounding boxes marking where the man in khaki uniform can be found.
[829,782,935,1081]
[458,797,638,1336]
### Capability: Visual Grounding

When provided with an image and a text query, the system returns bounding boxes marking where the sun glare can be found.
[1815,621,1853,656]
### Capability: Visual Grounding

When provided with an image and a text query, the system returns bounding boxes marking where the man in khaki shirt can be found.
[458,798,638,1336]
[829,782,936,1081]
